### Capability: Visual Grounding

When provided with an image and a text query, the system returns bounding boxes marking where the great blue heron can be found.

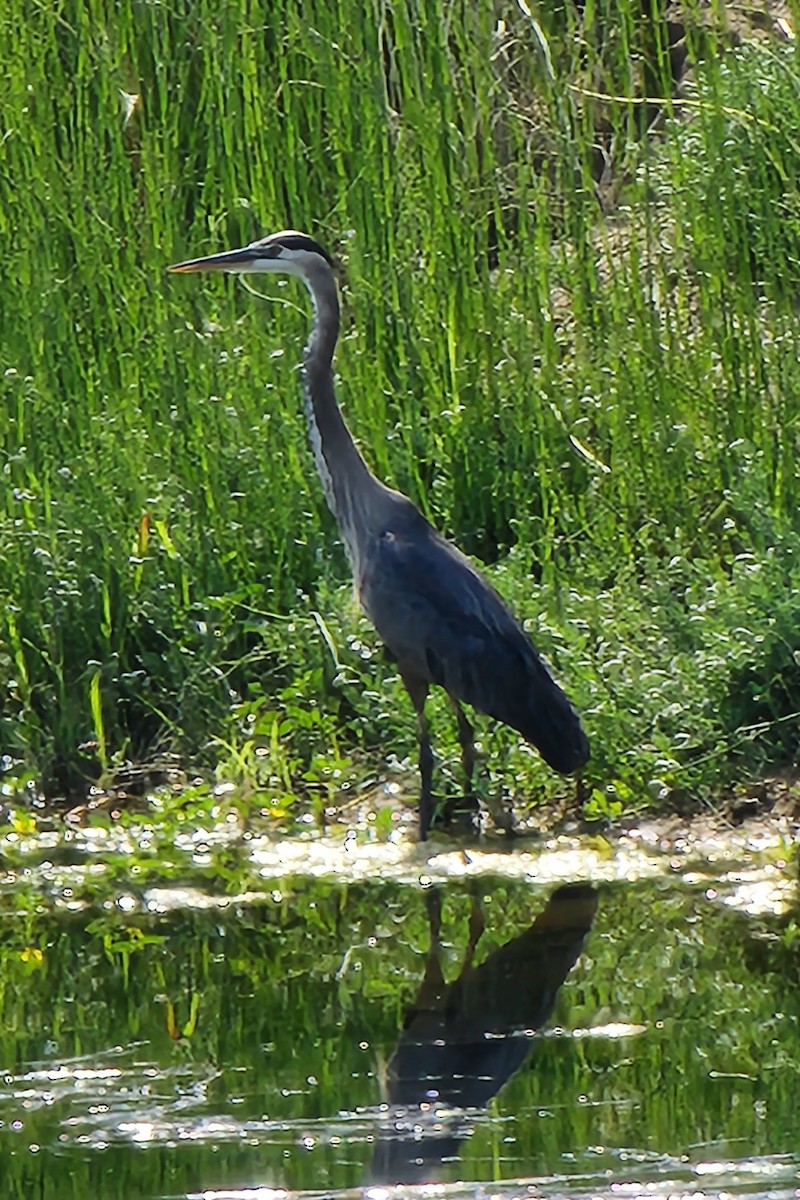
[169,230,589,839]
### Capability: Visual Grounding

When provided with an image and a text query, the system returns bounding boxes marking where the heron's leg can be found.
[448,694,476,794]
[400,671,433,840]
[415,707,434,841]
[394,890,446,1054]
[421,888,444,989]
[456,894,486,983]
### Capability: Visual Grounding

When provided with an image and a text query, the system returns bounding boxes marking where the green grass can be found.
[2,1,800,823]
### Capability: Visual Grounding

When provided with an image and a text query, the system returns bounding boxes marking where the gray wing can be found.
[359,523,588,774]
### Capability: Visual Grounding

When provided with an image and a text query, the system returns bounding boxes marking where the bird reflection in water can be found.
[369,882,598,1184]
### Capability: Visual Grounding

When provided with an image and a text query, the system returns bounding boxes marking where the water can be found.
[0,830,798,1199]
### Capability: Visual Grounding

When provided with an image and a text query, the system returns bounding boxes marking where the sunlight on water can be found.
[185,1155,800,1200]
[0,853,798,1199]
[0,813,794,911]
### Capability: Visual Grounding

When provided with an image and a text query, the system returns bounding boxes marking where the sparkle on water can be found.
[0,818,798,1200]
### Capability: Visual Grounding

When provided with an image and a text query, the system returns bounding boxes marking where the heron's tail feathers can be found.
[521,694,590,775]
[482,657,589,775]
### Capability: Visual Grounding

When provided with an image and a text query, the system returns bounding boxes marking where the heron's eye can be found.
[380,530,395,542]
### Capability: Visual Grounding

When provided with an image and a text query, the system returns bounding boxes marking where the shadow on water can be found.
[371,883,597,1184]
[0,859,799,1199]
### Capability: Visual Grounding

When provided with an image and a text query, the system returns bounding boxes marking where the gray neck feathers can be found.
[300,262,376,570]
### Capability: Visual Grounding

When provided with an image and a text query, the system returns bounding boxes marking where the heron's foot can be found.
[438,792,484,836]
[416,793,475,838]
[483,789,518,837]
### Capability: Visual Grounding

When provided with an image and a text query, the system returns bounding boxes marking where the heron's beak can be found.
[168,246,259,274]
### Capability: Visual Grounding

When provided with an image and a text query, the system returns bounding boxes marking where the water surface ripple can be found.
[0,841,798,1200]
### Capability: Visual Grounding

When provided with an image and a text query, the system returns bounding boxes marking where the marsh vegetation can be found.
[2,1,800,828]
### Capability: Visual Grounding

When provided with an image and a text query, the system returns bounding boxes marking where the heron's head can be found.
[168,229,334,281]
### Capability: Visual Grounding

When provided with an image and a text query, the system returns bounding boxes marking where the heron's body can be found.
[170,230,589,838]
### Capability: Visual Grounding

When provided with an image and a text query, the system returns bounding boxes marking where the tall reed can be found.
[2,1,799,803]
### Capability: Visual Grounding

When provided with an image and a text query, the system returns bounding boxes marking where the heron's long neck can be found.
[302,268,377,567]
